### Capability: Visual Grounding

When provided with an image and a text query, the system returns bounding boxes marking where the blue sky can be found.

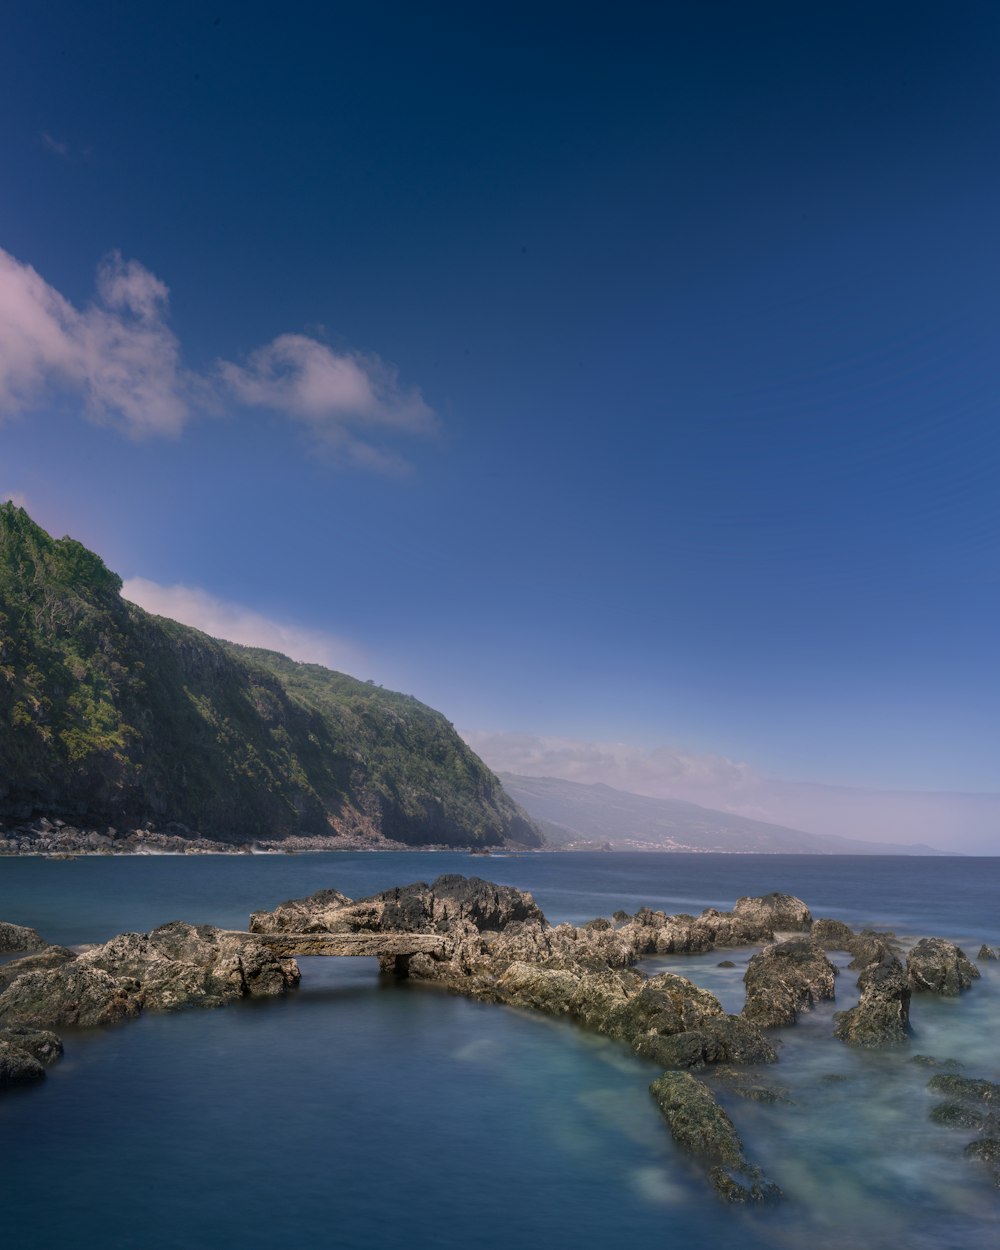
[1,3,998,847]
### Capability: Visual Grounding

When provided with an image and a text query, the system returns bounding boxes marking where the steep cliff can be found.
[0,504,541,848]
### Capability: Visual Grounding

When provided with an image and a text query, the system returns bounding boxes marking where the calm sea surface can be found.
[1,852,997,1250]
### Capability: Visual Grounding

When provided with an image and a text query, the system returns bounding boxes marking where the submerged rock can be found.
[906,938,980,996]
[742,938,838,1028]
[649,1071,781,1203]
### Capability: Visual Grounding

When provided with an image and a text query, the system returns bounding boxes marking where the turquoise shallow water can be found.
[1,852,997,1250]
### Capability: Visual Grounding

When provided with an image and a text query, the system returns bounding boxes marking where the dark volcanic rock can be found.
[927,1074,1000,1105]
[0,1025,63,1066]
[742,938,838,1028]
[0,1039,45,1088]
[847,931,900,971]
[834,953,911,1047]
[649,1071,781,1203]
[906,938,980,996]
[0,921,49,954]
[977,944,998,961]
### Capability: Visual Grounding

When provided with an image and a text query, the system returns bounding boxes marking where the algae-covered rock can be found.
[834,952,911,1047]
[649,1071,781,1203]
[0,1039,45,1088]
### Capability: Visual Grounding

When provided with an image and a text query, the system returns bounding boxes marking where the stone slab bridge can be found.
[227,931,446,977]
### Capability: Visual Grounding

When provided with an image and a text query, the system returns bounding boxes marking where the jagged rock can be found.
[0,921,298,1029]
[0,1039,45,1088]
[811,918,857,951]
[834,952,911,1047]
[847,930,899,970]
[649,1071,781,1203]
[81,922,300,1010]
[907,938,980,996]
[249,888,355,933]
[0,963,142,1029]
[0,921,49,954]
[742,938,838,1028]
[637,1017,778,1069]
[0,1025,63,1065]
[732,893,812,933]
[0,946,75,990]
[977,944,998,961]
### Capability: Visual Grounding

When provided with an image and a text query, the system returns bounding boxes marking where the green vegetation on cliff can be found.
[0,504,541,847]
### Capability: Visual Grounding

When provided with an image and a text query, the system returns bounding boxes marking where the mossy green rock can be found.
[0,505,541,847]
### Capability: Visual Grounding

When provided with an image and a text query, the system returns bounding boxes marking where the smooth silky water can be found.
[1,853,996,1249]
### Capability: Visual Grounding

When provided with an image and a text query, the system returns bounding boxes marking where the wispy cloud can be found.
[121,576,371,674]
[464,730,1000,853]
[0,246,436,468]
[40,132,70,158]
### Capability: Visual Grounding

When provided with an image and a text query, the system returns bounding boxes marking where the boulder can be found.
[0,920,49,954]
[0,946,75,990]
[834,953,911,1047]
[906,938,980,996]
[742,938,838,1028]
[732,893,812,934]
[811,918,857,951]
[0,1025,63,1066]
[977,945,998,961]
[0,1039,45,1088]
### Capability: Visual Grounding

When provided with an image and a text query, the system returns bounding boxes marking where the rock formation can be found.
[742,938,838,1029]
[906,937,980,996]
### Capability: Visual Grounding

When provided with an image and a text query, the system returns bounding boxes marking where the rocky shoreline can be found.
[1,874,996,1203]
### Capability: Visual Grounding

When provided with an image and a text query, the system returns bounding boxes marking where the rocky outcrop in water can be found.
[0,920,49,953]
[834,950,911,1047]
[927,1073,1000,1187]
[906,938,980,996]
[742,938,838,1029]
[0,921,299,1031]
[978,944,999,961]
[649,1072,782,1203]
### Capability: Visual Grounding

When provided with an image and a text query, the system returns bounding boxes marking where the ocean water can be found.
[0,852,997,1250]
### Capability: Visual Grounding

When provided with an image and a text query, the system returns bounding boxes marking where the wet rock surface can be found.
[742,938,838,1028]
[927,1073,1000,1186]
[649,1072,782,1203]
[906,937,980,996]
[834,949,911,1048]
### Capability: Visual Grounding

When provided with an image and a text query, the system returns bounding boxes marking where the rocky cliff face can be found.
[0,504,541,848]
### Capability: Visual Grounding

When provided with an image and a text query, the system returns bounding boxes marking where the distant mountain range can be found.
[0,504,541,849]
[500,773,944,855]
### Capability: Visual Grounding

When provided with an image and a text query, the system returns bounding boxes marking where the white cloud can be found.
[0,245,437,467]
[121,577,370,674]
[0,247,189,436]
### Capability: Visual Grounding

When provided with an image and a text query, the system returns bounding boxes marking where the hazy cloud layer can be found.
[122,577,370,674]
[0,246,435,467]
[465,730,1000,853]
